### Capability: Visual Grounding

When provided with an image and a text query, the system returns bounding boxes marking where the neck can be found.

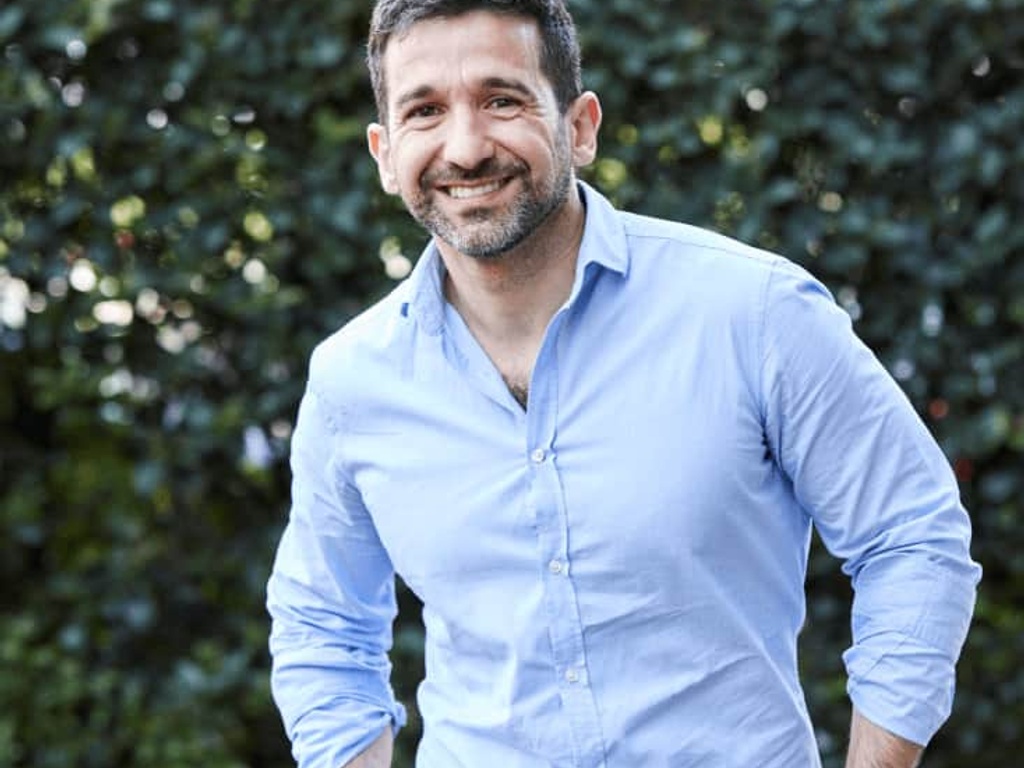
[441,188,586,347]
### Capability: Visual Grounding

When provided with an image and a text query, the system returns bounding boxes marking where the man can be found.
[266,1,981,766]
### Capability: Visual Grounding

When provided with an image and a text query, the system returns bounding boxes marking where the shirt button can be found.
[530,448,546,463]
[548,559,565,575]
[564,667,581,684]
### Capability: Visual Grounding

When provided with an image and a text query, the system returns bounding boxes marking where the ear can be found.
[568,91,602,168]
[367,122,399,194]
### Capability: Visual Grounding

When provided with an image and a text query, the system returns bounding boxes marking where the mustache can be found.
[421,158,526,187]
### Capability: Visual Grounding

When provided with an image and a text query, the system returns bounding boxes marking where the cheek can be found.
[504,127,566,170]
[391,142,433,190]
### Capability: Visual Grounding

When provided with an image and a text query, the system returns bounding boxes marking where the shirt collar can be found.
[401,180,630,335]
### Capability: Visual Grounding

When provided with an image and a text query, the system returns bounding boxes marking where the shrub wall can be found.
[1,1,1021,765]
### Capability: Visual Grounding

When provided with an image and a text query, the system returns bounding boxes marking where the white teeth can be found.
[447,180,504,199]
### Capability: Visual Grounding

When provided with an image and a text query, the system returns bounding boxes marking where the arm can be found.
[345,728,393,768]
[267,384,405,768]
[846,708,922,768]
[759,261,981,747]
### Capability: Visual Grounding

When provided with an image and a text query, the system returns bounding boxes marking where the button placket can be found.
[523,307,607,765]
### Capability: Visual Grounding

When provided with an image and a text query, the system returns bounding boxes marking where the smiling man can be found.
[266,2,981,767]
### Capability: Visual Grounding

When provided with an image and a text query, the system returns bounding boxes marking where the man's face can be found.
[367,11,580,259]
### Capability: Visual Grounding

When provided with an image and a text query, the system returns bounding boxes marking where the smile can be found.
[444,179,508,200]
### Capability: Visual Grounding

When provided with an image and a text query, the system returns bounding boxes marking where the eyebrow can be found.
[393,77,537,113]
[481,77,535,98]
[394,85,436,114]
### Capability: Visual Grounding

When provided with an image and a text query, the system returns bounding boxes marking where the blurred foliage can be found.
[1,0,1021,765]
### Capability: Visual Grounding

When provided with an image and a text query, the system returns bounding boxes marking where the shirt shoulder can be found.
[306,279,417,409]
[619,210,783,275]
[614,210,805,319]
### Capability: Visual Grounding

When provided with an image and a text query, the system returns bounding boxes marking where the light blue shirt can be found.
[267,182,980,768]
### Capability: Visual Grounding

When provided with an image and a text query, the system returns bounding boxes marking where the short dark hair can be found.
[367,0,583,122]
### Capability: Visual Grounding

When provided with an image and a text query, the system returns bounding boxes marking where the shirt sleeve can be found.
[759,259,981,746]
[266,383,407,768]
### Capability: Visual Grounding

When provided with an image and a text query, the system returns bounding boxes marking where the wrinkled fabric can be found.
[267,182,980,768]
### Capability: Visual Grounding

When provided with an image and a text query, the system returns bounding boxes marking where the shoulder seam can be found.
[620,215,783,269]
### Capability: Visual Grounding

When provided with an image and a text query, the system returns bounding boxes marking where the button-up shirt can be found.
[267,182,980,768]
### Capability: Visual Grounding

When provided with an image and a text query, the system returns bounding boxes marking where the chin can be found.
[446,236,521,260]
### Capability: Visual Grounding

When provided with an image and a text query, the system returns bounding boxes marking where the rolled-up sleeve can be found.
[267,381,406,768]
[759,260,981,746]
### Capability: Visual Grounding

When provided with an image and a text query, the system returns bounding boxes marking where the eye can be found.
[404,103,443,123]
[486,96,522,113]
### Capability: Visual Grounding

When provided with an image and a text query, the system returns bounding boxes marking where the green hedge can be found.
[1,1,1021,765]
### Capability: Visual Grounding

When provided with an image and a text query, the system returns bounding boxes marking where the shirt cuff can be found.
[288,698,407,768]
[844,632,958,746]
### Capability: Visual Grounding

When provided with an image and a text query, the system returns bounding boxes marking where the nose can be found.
[441,106,495,169]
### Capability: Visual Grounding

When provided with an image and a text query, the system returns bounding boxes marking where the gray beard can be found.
[421,172,571,259]
[409,134,575,259]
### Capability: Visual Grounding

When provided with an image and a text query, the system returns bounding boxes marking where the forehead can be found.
[383,11,547,104]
